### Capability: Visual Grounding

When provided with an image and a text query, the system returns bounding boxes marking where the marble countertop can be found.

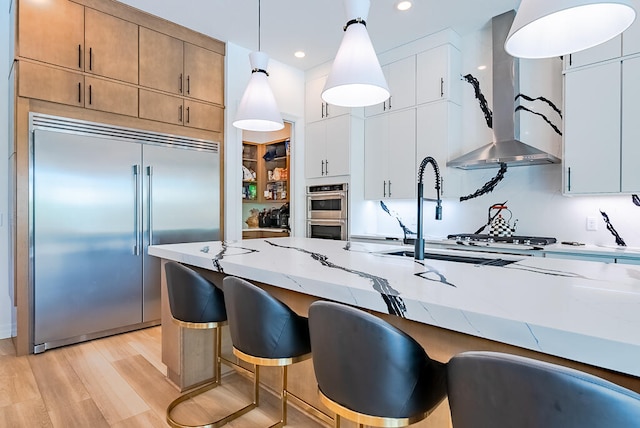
[149,237,640,377]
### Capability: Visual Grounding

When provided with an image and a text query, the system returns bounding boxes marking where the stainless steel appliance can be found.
[307,183,348,240]
[30,114,220,353]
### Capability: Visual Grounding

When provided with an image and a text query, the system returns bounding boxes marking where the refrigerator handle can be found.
[133,165,141,255]
[147,166,153,246]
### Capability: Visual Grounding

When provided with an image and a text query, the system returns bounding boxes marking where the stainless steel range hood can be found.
[448,11,561,170]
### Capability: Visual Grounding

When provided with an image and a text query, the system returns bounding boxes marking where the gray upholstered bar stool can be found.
[308,300,447,428]
[164,261,230,428]
[222,276,312,428]
[447,351,640,428]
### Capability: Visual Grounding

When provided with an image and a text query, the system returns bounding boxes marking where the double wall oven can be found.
[307,183,348,240]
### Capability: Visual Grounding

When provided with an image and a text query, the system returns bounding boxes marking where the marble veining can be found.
[149,237,640,377]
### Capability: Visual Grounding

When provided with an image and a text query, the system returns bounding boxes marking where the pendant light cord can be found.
[252,0,268,76]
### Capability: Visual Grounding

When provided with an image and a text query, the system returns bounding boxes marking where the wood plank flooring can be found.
[0,327,329,427]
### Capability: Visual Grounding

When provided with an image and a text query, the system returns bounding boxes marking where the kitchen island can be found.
[149,237,640,425]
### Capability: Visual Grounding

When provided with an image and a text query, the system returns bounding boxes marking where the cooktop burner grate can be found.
[447,234,557,246]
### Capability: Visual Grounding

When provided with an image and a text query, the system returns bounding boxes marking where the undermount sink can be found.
[384,250,518,267]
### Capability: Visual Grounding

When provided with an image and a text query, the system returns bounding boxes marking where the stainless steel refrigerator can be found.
[30,114,220,353]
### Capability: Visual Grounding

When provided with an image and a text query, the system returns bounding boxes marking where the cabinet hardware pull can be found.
[89,47,92,71]
[78,44,81,69]
[325,159,329,175]
[78,82,81,103]
[388,180,392,197]
[321,160,325,175]
[321,103,325,118]
[187,75,190,94]
[179,73,183,93]
[325,103,329,117]
[147,166,153,245]
[569,54,572,67]
[568,167,572,192]
[186,106,190,123]
[383,101,386,111]
[383,181,387,198]
[440,78,444,97]
[388,96,392,109]
[89,85,92,105]
[179,105,183,122]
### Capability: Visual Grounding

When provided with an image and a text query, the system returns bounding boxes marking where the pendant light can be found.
[321,0,390,108]
[233,0,284,132]
[505,0,637,59]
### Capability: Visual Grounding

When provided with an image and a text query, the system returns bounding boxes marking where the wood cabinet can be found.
[242,229,290,239]
[305,115,355,179]
[416,44,462,105]
[18,0,84,71]
[84,8,138,84]
[365,56,416,117]
[305,75,351,122]
[18,61,84,107]
[84,76,138,117]
[139,90,223,132]
[242,140,290,203]
[139,27,223,105]
[364,109,416,200]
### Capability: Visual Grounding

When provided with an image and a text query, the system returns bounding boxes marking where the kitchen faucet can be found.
[415,156,442,260]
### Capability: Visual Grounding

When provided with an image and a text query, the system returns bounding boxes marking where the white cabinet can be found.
[564,62,621,194]
[565,36,621,69]
[623,16,640,56]
[416,101,461,199]
[364,109,416,199]
[364,56,416,117]
[416,44,462,105]
[305,75,350,122]
[305,115,356,178]
[622,56,640,192]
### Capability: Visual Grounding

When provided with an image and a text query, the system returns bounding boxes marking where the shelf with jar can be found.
[241,139,290,203]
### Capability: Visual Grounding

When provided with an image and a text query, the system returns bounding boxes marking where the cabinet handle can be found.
[179,105,183,122]
[321,160,325,176]
[388,96,392,109]
[440,78,444,97]
[567,167,572,192]
[186,106,190,123]
[383,181,387,198]
[569,54,573,67]
[133,165,141,255]
[321,103,325,118]
[78,44,82,69]
[187,75,190,95]
[179,73,183,93]
[89,47,92,71]
[388,180,392,197]
[78,82,81,103]
[325,159,329,175]
[147,166,154,246]
[88,84,92,105]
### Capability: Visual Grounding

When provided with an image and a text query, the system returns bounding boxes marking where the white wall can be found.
[224,43,305,241]
[1,0,12,339]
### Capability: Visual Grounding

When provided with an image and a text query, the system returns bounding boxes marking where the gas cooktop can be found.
[447,234,557,246]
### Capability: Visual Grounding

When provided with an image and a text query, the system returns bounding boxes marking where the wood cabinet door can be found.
[139,28,184,95]
[564,62,621,194]
[184,43,223,105]
[139,89,184,126]
[18,61,83,107]
[184,99,223,132]
[85,76,138,117]
[84,9,138,84]
[18,0,84,70]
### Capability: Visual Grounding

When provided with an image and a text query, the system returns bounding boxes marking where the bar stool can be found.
[447,351,640,428]
[308,300,447,428]
[222,276,312,428]
[164,261,229,428]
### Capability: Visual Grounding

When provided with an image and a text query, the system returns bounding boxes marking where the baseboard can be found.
[0,322,13,340]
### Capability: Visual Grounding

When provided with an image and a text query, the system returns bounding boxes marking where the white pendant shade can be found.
[233,51,284,132]
[505,0,637,59]
[322,0,390,107]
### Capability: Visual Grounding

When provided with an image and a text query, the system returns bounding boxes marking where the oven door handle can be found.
[307,191,347,199]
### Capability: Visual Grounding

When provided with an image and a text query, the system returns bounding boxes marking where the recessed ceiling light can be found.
[396,1,412,11]
[294,51,306,58]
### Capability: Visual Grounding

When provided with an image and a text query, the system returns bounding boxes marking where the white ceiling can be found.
[116,0,519,71]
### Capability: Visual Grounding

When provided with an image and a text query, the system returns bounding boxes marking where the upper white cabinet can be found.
[364,109,416,199]
[416,101,461,199]
[623,16,640,56]
[622,56,640,192]
[365,56,416,117]
[564,62,622,194]
[416,44,462,105]
[305,115,360,178]
[565,37,621,69]
[305,75,351,123]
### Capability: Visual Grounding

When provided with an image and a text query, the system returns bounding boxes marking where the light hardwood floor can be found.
[0,327,329,428]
